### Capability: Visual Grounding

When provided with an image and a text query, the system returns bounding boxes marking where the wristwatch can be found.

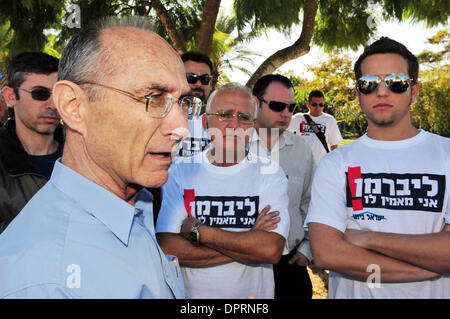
[189,221,202,246]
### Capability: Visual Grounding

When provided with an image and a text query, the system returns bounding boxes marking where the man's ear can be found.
[52,80,89,136]
[2,86,17,107]
[202,113,208,130]
[410,82,420,105]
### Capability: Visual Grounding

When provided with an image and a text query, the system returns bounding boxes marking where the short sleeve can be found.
[304,153,347,233]
[155,167,188,234]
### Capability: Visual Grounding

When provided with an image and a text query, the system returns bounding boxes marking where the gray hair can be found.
[58,16,155,100]
[206,82,258,118]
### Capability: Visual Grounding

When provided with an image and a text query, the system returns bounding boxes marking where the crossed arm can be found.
[157,205,286,267]
[344,224,450,274]
[309,222,443,283]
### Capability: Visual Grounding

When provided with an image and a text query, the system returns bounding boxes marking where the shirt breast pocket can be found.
[164,254,185,295]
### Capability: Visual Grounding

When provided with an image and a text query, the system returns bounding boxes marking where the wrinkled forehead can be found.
[212,89,254,114]
[100,28,189,94]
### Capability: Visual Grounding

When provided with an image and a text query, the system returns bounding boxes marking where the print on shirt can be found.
[178,137,211,157]
[346,167,446,213]
[299,120,326,135]
[184,189,260,228]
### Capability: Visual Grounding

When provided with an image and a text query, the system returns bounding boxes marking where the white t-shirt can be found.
[156,151,290,299]
[177,118,211,157]
[288,112,343,165]
[305,130,450,298]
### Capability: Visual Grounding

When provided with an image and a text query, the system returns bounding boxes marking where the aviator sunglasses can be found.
[357,73,414,95]
[258,97,296,113]
[17,86,52,101]
[186,73,212,85]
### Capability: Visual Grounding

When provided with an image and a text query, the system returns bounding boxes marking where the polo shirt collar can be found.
[250,129,293,150]
[50,160,136,246]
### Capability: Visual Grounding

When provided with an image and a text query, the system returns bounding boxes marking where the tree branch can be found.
[197,0,222,56]
[245,0,318,88]
[148,0,186,54]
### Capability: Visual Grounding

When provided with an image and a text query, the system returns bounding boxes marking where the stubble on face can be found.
[15,72,60,136]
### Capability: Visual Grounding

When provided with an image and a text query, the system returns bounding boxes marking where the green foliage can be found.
[0,0,65,57]
[233,0,304,38]
[412,29,450,137]
[313,0,375,52]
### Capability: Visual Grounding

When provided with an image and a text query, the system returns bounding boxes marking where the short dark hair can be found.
[308,90,324,103]
[6,52,59,93]
[252,74,293,99]
[354,37,419,83]
[180,51,213,74]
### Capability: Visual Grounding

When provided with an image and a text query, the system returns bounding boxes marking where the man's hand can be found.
[252,205,280,232]
[180,216,201,240]
[288,251,310,266]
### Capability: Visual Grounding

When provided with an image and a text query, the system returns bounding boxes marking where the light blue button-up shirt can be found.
[0,160,184,298]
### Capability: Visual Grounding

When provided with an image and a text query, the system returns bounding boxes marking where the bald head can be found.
[58,17,183,100]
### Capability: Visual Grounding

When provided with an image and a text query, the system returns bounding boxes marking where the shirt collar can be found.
[50,160,137,246]
[250,129,293,150]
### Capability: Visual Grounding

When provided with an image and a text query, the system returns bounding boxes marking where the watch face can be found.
[190,230,199,245]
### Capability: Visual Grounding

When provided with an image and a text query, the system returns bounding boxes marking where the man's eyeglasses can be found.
[208,110,255,126]
[357,73,414,95]
[80,82,202,120]
[17,87,52,101]
[310,102,324,107]
[258,97,296,113]
[186,73,212,85]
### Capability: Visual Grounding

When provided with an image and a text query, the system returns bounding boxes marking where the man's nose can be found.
[163,103,189,141]
[281,106,292,117]
[376,80,390,96]
[46,95,57,109]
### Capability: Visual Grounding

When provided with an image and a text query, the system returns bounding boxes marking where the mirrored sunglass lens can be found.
[31,88,51,101]
[385,74,410,93]
[358,76,379,94]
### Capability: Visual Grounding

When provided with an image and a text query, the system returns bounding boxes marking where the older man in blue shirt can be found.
[0,18,201,298]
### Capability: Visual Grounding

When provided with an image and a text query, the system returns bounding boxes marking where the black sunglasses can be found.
[186,73,212,85]
[258,97,296,113]
[17,86,52,101]
[310,102,324,107]
[357,73,413,95]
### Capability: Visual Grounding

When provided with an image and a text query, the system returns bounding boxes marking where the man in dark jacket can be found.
[0,52,62,233]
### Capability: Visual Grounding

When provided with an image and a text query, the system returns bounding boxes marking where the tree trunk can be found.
[149,0,186,54]
[245,0,319,88]
[197,0,222,56]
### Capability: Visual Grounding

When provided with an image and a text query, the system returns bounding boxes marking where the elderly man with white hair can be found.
[156,83,290,299]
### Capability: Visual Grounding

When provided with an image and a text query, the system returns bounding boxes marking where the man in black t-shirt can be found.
[0,52,63,233]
